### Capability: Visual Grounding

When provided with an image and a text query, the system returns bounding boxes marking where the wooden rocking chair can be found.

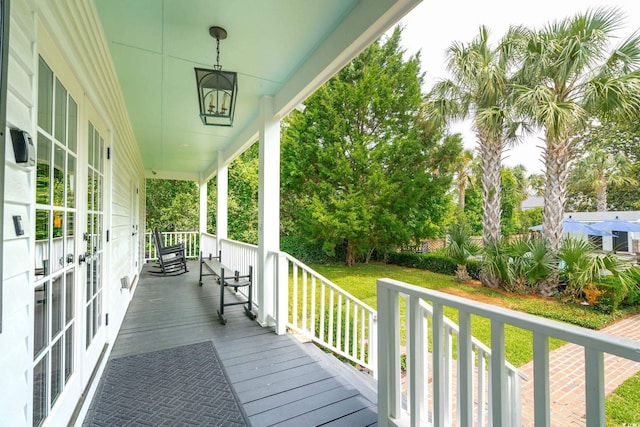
[150,228,188,276]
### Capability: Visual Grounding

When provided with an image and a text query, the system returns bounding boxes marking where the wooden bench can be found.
[199,251,256,325]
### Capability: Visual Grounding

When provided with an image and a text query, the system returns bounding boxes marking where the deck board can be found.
[98,261,377,426]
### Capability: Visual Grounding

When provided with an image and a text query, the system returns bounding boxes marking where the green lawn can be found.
[606,372,640,426]
[309,261,637,367]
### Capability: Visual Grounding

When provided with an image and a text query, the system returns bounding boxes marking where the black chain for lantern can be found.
[215,36,221,71]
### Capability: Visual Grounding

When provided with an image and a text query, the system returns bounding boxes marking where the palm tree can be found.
[514,7,640,250]
[445,221,481,281]
[511,164,530,211]
[527,173,545,197]
[453,147,475,211]
[513,7,640,293]
[427,26,525,286]
[570,150,636,211]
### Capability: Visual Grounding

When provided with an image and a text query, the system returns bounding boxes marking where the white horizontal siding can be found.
[1,0,36,423]
[2,0,145,425]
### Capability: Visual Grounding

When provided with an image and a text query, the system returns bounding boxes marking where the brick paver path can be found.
[519,313,640,426]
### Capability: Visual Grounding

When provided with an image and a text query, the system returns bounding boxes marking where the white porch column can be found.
[198,181,207,233]
[257,96,280,327]
[216,152,228,254]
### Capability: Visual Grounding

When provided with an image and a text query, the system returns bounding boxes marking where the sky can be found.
[396,0,640,174]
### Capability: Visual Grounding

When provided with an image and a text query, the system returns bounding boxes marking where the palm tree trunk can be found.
[540,138,571,295]
[596,187,607,212]
[479,137,502,289]
[479,138,502,246]
[458,181,466,211]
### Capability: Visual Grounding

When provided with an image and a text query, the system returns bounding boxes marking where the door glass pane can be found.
[36,134,51,205]
[94,215,100,252]
[38,59,53,133]
[98,136,103,172]
[88,172,94,211]
[96,175,102,212]
[86,262,92,303]
[35,210,49,278]
[64,327,73,383]
[54,79,67,143]
[92,298,98,338]
[68,97,77,153]
[66,212,74,268]
[65,271,74,324]
[53,145,64,206]
[34,282,48,357]
[85,304,92,349]
[92,258,98,295]
[88,123,94,168]
[51,275,63,337]
[51,212,63,274]
[33,355,48,426]
[96,255,102,292]
[87,213,93,256]
[51,338,63,405]
[66,155,76,208]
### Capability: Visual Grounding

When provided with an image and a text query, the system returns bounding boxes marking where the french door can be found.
[33,56,107,426]
[83,121,105,358]
[33,57,79,426]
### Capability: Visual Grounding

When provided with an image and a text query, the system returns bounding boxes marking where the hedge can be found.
[386,251,482,280]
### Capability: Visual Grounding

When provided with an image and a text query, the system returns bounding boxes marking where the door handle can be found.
[78,252,88,265]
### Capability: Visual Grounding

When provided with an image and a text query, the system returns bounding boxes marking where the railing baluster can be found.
[585,348,605,427]
[458,310,473,427]
[320,283,326,342]
[311,277,316,337]
[408,296,425,427]
[292,264,298,327]
[490,319,507,427]
[432,301,445,427]
[369,311,377,378]
[302,271,308,332]
[344,299,351,354]
[533,331,550,427]
[478,348,486,427]
[328,289,335,347]
[404,294,411,408]
[352,305,358,358]
[360,306,365,362]
[444,324,452,426]
[336,294,342,351]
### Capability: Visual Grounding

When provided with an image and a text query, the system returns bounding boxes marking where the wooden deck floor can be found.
[101,261,378,426]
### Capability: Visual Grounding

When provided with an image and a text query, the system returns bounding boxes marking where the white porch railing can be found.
[144,231,200,261]
[153,233,538,424]
[377,278,640,427]
[278,252,378,373]
[200,233,260,309]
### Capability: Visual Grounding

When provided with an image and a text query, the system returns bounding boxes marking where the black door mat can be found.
[83,341,250,426]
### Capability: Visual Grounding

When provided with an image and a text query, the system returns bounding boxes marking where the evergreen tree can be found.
[282,27,454,265]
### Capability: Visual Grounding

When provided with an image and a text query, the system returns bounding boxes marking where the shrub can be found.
[386,251,457,276]
[281,234,331,264]
[623,266,640,306]
[466,259,482,280]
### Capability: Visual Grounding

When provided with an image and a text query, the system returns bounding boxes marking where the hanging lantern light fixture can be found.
[195,26,238,126]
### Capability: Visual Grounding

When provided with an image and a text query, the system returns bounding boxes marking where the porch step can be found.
[294,338,378,406]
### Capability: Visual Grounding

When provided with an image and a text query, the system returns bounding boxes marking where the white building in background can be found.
[565,211,640,253]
